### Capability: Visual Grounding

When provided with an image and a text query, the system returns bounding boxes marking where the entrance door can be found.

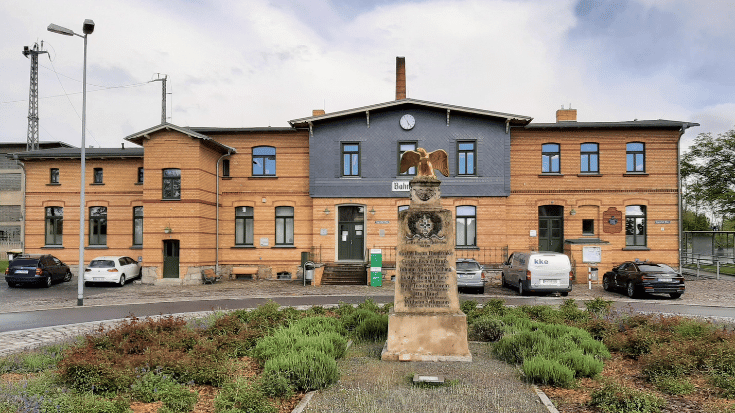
[539,205,564,253]
[163,240,180,278]
[338,206,364,261]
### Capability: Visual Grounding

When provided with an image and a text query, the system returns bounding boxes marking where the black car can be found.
[602,261,685,299]
[5,254,72,288]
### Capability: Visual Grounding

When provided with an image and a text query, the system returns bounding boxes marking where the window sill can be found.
[135,182,143,185]
[340,176,362,179]
[42,245,63,249]
[272,245,296,248]
[46,183,61,186]
[456,175,478,178]
[623,246,650,251]
[623,173,649,177]
[539,173,564,177]
[577,173,602,177]
[248,176,278,180]
[86,246,109,249]
[90,183,105,185]
[161,198,181,201]
[221,177,233,180]
[232,245,256,249]
[130,246,143,249]
[455,246,479,250]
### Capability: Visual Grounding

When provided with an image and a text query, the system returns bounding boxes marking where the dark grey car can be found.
[5,254,72,288]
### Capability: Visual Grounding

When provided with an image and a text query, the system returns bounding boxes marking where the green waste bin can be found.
[369,249,382,287]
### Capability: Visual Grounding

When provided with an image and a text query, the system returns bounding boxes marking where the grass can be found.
[682,263,735,275]
[0,260,7,275]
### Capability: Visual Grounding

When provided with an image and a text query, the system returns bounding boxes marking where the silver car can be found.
[456,259,486,294]
[84,256,141,287]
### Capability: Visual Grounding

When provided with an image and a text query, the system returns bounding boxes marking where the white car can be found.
[84,256,141,286]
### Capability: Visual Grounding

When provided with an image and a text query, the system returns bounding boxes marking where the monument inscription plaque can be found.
[381,150,471,362]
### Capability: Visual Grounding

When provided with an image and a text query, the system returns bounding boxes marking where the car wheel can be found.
[117,274,126,287]
[669,292,682,299]
[84,281,91,287]
[63,270,72,282]
[602,276,612,291]
[477,287,485,294]
[518,282,526,296]
[560,292,569,297]
[43,276,52,288]
[7,282,15,288]
[501,274,508,288]
[626,281,638,298]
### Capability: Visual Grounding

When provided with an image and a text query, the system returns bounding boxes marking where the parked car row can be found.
[5,254,141,288]
[499,250,685,300]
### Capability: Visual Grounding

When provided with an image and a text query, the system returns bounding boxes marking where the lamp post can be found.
[48,19,94,306]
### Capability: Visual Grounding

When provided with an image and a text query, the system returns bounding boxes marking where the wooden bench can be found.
[201,269,221,284]
[232,266,259,279]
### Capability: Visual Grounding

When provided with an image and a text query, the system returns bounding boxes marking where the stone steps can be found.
[321,263,367,285]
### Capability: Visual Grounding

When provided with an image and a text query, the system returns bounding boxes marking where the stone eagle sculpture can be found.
[400,148,449,178]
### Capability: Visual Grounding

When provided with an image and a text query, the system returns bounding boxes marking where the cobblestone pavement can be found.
[1,274,734,357]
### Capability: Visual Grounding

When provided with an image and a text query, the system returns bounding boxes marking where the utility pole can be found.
[23,42,48,151]
[151,74,168,124]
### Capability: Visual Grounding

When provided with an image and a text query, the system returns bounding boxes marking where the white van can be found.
[501,252,573,296]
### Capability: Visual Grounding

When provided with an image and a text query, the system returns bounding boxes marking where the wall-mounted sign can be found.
[392,181,410,192]
[260,238,269,246]
[583,246,602,263]
[603,207,622,234]
[320,228,328,236]
[655,220,672,224]
[375,221,390,224]
[530,230,537,237]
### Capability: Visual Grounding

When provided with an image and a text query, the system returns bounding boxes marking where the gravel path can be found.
[303,341,549,413]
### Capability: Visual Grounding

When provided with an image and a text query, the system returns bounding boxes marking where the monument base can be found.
[381,311,472,362]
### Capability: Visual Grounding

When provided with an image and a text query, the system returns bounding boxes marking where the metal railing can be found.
[681,252,735,280]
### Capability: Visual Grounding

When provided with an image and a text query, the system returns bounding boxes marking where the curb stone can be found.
[534,385,561,413]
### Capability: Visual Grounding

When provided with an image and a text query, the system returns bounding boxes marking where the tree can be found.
[681,128,735,219]
[682,210,711,231]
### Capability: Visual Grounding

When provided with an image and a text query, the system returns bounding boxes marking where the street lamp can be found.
[48,19,94,306]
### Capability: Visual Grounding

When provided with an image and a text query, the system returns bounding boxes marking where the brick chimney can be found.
[556,106,577,122]
[396,56,406,100]
[312,109,325,116]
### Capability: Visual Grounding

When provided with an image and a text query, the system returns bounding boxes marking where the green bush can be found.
[559,299,589,323]
[341,309,380,332]
[584,297,613,318]
[214,377,276,413]
[470,316,506,342]
[0,343,68,374]
[673,319,714,339]
[520,305,563,324]
[605,328,658,359]
[557,350,603,378]
[590,381,665,413]
[262,349,339,391]
[711,373,735,399]
[356,298,384,314]
[651,376,694,395]
[129,368,198,412]
[493,330,554,364]
[252,328,347,362]
[480,299,506,317]
[460,300,478,316]
[522,356,575,387]
[290,316,346,336]
[355,314,388,341]
[256,370,294,398]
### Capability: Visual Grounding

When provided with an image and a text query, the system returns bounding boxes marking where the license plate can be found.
[658,278,672,282]
[93,277,104,281]
[458,274,469,278]
[542,279,559,285]
[15,270,27,274]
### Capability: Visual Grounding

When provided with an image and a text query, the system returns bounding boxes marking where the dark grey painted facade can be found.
[309,104,511,198]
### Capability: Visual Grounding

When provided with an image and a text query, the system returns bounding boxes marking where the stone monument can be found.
[381,148,472,362]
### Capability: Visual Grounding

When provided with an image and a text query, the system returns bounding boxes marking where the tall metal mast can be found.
[22,42,48,151]
[151,73,168,124]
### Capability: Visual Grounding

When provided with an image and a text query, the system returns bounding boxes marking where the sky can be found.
[1,0,733,151]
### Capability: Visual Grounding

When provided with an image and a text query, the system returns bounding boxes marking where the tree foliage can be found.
[681,128,735,218]
[682,210,711,231]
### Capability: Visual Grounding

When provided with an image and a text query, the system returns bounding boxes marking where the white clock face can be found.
[400,114,415,130]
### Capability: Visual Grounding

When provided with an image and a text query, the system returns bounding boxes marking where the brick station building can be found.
[9,59,698,285]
